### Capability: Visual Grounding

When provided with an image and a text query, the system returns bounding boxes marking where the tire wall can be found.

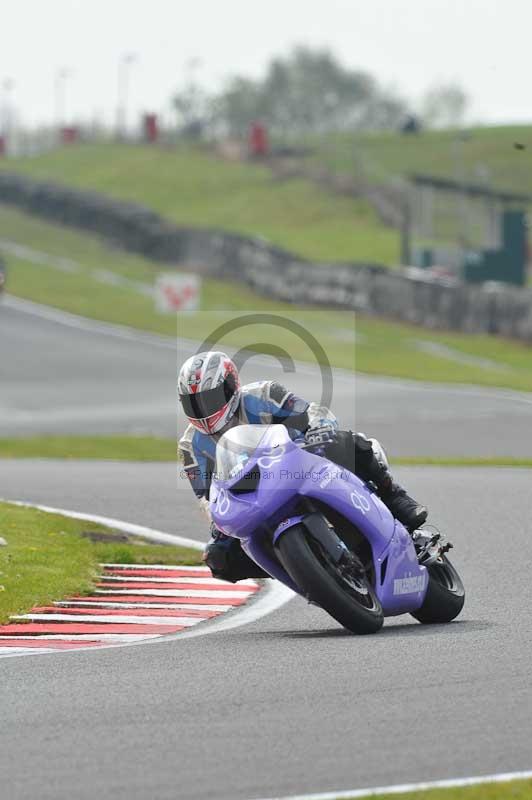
[1,171,531,342]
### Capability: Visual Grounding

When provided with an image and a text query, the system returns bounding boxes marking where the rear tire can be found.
[277,525,383,635]
[411,556,465,624]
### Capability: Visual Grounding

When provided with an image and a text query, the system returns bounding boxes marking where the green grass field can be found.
[352,778,532,800]
[1,435,531,466]
[0,142,400,265]
[4,128,532,266]
[0,435,177,460]
[308,125,532,192]
[2,205,532,392]
[0,501,201,624]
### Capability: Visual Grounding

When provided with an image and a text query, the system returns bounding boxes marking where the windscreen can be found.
[215,424,288,481]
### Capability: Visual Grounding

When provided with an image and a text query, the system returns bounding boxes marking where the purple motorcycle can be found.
[210,425,465,634]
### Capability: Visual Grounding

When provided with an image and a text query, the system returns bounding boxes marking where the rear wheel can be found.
[277,525,383,635]
[411,556,465,624]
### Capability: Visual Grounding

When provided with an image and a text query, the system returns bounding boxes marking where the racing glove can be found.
[304,420,338,447]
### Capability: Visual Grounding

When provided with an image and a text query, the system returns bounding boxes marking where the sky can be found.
[2,0,531,129]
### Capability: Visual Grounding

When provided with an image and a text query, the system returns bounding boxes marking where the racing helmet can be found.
[178,351,241,434]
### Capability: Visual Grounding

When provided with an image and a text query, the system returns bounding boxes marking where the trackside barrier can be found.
[0,171,531,341]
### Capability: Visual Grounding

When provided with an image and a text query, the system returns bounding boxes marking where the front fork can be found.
[242,511,360,597]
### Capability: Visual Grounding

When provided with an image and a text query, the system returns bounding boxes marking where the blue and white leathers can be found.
[179,380,337,500]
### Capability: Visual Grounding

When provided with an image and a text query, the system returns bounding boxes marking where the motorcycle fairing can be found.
[210,425,428,616]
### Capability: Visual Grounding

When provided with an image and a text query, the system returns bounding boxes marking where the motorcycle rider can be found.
[178,351,428,583]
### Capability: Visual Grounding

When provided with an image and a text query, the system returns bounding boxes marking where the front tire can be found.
[277,525,383,635]
[411,556,465,624]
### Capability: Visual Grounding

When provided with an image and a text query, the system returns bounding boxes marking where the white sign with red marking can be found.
[155,272,201,313]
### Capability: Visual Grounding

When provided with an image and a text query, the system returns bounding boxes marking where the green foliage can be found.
[174,46,408,137]
[420,83,469,129]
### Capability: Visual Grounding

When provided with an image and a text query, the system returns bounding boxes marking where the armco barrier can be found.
[1,171,531,342]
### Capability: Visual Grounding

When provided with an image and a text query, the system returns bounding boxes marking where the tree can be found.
[172,59,211,138]
[211,77,262,137]
[421,84,469,129]
[258,47,376,136]
[208,46,407,138]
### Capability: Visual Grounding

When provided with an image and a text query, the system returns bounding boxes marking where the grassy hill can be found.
[309,125,532,192]
[0,143,399,265]
[2,204,532,392]
[4,126,531,269]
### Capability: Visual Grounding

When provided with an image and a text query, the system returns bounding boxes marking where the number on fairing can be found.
[351,490,371,515]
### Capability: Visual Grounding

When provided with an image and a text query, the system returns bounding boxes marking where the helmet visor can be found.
[179,378,236,421]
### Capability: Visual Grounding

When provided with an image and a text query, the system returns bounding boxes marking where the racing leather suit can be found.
[179,380,427,582]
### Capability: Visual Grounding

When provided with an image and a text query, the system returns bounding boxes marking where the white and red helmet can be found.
[178,351,241,434]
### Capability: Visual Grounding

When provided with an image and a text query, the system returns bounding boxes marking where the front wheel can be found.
[277,525,383,635]
[411,556,465,624]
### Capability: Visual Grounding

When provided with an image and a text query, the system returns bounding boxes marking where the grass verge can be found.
[309,125,532,194]
[0,501,201,624]
[1,435,531,467]
[392,457,532,468]
[0,143,400,265]
[2,205,532,392]
[0,435,176,461]
[354,778,532,799]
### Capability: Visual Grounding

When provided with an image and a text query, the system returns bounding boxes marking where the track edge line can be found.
[251,768,532,800]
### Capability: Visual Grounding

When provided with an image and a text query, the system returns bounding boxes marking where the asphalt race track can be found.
[3,294,532,457]
[1,298,532,800]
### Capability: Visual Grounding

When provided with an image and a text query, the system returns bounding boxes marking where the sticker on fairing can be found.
[350,489,371,514]
[393,573,426,595]
[216,488,231,515]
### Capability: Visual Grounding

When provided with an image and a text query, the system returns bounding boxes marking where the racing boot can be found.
[365,452,428,531]
[378,479,428,532]
[353,433,428,531]
[204,526,270,583]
